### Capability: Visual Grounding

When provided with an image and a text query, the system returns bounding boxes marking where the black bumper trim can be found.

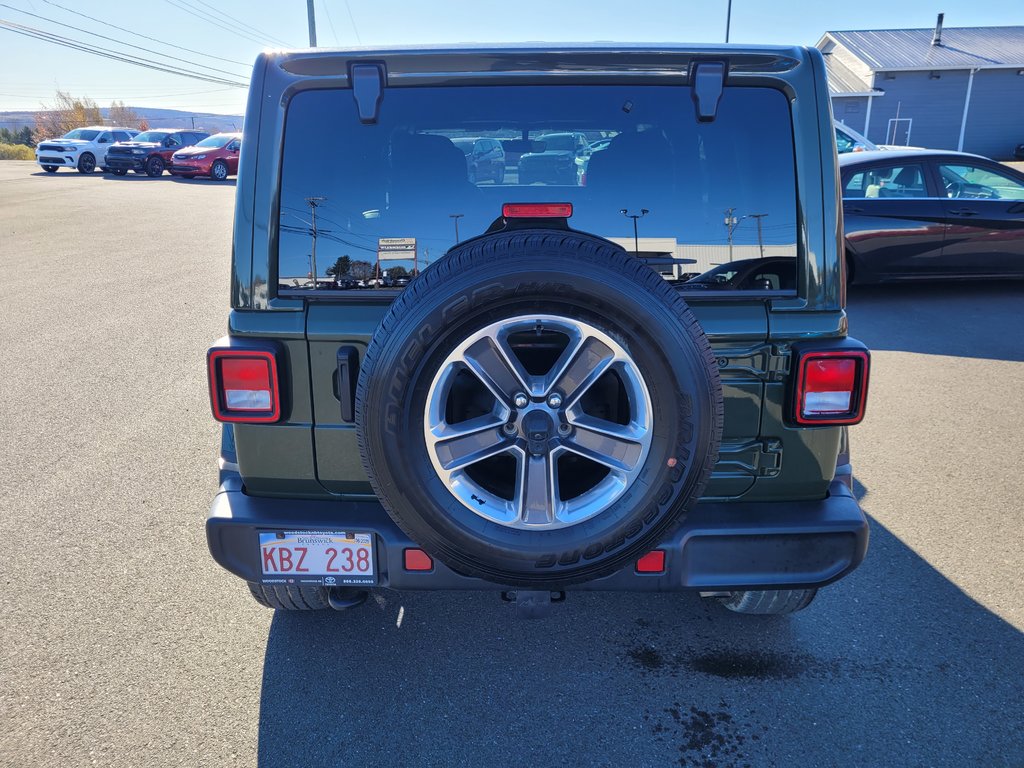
[207,479,868,592]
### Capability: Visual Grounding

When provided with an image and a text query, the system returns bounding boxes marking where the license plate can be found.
[258,530,375,586]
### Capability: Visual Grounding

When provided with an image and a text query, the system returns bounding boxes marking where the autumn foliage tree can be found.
[107,100,139,128]
[34,90,102,139]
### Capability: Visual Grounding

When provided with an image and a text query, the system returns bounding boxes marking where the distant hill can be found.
[0,106,243,135]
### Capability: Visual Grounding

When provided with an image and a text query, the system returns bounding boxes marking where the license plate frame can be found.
[258,530,376,586]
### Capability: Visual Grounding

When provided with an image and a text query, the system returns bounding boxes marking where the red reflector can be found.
[403,548,433,571]
[794,350,869,425]
[207,348,281,423]
[502,202,573,218]
[635,550,665,574]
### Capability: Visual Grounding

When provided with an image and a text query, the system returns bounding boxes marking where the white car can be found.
[835,121,926,153]
[35,126,139,174]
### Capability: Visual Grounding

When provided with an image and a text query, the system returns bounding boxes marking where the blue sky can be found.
[1,0,1022,114]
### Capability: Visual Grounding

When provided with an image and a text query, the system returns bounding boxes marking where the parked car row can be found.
[35,126,241,180]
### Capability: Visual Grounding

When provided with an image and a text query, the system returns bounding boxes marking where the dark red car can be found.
[169,132,242,181]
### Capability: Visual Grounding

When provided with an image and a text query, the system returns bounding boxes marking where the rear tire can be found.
[356,230,723,587]
[247,582,330,610]
[43,165,58,173]
[718,589,817,615]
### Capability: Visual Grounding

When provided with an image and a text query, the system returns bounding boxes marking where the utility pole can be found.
[724,207,739,262]
[305,196,327,289]
[620,208,649,255]
[449,213,464,243]
[748,213,768,258]
[725,0,733,43]
[306,0,317,47]
[190,115,196,130]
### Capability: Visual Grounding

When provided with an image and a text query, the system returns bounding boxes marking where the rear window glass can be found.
[277,85,797,294]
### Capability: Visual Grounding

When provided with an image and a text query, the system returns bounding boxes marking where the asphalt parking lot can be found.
[1,159,1022,768]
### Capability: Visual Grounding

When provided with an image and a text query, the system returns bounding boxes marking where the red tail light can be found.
[794,350,869,425]
[207,348,281,423]
[502,202,573,218]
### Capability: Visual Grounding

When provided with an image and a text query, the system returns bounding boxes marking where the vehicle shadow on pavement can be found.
[848,282,1024,362]
[256,508,1024,767]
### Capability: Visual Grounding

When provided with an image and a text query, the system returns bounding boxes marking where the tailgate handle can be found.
[335,346,360,423]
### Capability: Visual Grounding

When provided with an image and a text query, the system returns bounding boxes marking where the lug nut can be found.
[547,393,563,409]
[513,393,529,408]
[503,422,518,435]
[557,423,572,436]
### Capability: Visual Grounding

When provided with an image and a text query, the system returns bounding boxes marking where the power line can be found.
[0,3,248,78]
[343,0,361,44]
[186,0,295,48]
[0,19,249,88]
[321,0,338,45]
[0,89,241,100]
[161,0,279,48]
[40,0,250,67]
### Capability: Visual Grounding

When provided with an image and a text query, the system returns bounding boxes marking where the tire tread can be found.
[246,581,330,610]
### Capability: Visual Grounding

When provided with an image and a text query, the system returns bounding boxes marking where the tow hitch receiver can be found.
[502,590,567,619]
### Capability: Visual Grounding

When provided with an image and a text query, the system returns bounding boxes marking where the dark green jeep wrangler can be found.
[206,44,870,617]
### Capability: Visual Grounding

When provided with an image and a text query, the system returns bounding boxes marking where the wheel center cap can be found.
[521,409,555,455]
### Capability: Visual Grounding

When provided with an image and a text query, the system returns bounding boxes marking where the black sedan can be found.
[839,150,1024,283]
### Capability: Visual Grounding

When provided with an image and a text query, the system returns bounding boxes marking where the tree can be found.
[34,90,102,139]
[349,260,373,280]
[326,255,351,277]
[108,100,139,128]
[138,119,150,132]
[0,127,33,147]
[386,265,409,279]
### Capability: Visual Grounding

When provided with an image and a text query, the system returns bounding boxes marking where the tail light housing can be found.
[207,345,281,423]
[792,346,870,426]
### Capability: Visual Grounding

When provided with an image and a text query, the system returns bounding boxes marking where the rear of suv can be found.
[35,126,138,174]
[105,129,209,177]
[206,45,870,618]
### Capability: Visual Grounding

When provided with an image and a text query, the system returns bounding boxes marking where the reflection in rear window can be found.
[277,85,797,293]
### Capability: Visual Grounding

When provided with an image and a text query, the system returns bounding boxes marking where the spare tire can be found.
[356,230,722,586]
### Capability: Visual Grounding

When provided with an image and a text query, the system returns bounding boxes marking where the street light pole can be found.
[449,213,464,243]
[620,208,649,255]
[306,0,317,47]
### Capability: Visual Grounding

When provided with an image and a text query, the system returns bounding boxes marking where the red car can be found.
[169,132,242,180]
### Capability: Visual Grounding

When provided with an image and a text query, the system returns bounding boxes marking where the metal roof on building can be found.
[823,26,1024,71]
[821,54,878,95]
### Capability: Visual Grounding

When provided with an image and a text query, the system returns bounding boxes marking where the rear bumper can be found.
[207,478,868,592]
